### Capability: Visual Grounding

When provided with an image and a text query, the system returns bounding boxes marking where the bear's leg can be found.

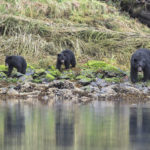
[65,61,70,69]
[21,64,26,74]
[8,66,13,77]
[21,67,26,74]
[130,66,138,83]
[71,57,76,68]
[17,65,22,73]
[143,68,149,82]
[56,62,61,70]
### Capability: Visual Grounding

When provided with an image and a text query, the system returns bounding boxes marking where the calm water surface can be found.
[0,101,150,150]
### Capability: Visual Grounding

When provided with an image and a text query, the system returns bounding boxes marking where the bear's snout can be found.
[138,66,142,72]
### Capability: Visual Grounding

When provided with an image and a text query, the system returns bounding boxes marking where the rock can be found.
[119,85,142,94]
[142,87,149,94]
[7,88,19,96]
[18,75,33,82]
[100,85,117,97]
[14,72,24,78]
[95,78,109,87]
[49,80,75,89]
[0,88,8,94]
[26,68,35,76]
[81,85,100,93]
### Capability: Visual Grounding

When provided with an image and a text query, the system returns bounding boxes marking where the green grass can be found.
[0,0,150,71]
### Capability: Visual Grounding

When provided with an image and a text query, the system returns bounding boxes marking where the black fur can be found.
[56,49,76,70]
[130,48,150,83]
[5,56,27,76]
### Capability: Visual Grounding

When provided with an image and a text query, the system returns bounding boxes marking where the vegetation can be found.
[0,59,126,84]
[0,0,150,71]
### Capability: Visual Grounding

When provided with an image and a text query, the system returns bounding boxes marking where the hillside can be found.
[0,0,150,70]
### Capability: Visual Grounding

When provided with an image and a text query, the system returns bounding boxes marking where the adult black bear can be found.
[56,49,76,70]
[5,56,27,76]
[130,48,150,83]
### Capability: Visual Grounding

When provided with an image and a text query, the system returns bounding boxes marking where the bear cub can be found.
[130,48,150,83]
[56,49,76,70]
[5,56,27,76]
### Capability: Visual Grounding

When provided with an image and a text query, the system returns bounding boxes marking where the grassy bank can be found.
[0,0,150,70]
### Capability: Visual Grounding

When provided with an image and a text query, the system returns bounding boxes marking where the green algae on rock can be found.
[0,65,8,72]
[45,73,55,81]
[85,60,126,77]
[104,77,121,83]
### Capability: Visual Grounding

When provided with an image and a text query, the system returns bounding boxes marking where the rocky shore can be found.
[0,60,150,104]
[0,78,150,105]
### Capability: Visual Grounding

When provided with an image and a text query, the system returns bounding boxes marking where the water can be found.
[0,101,150,150]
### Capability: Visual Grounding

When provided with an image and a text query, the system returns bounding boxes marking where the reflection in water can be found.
[0,101,150,150]
[55,105,74,147]
[130,106,150,150]
[4,103,25,148]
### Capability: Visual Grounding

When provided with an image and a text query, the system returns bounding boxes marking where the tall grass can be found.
[0,0,150,70]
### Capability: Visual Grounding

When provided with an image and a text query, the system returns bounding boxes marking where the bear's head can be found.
[57,53,66,64]
[5,56,12,66]
[131,53,146,72]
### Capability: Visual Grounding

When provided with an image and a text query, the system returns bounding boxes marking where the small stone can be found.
[7,88,19,96]
[0,88,8,94]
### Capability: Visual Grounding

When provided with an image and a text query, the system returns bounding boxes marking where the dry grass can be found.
[0,0,150,70]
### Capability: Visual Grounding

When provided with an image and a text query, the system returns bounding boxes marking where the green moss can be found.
[0,72,7,77]
[32,79,42,83]
[76,75,86,80]
[85,60,125,75]
[45,73,55,81]
[0,65,8,72]
[47,66,61,77]
[6,78,18,83]
[27,64,35,70]
[79,77,94,85]
[35,68,45,74]
[80,69,96,78]
[60,70,76,80]
[104,77,121,83]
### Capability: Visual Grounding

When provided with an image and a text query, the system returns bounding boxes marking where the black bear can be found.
[5,56,27,76]
[56,49,76,70]
[130,48,150,83]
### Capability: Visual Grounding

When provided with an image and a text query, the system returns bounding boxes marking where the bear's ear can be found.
[57,54,61,57]
[6,56,12,60]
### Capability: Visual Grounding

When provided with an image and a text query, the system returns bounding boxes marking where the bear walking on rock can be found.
[130,48,150,83]
[56,49,76,70]
[5,56,27,76]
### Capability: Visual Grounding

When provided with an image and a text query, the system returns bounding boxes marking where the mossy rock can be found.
[35,68,46,74]
[79,77,94,86]
[32,79,42,83]
[45,73,55,81]
[60,70,76,80]
[33,69,46,79]
[85,60,126,77]
[47,67,61,77]
[18,75,33,83]
[0,72,7,78]
[0,65,8,72]
[80,69,96,78]
[6,78,18,83]
[104,77,121,83]
[76,75,87,80]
